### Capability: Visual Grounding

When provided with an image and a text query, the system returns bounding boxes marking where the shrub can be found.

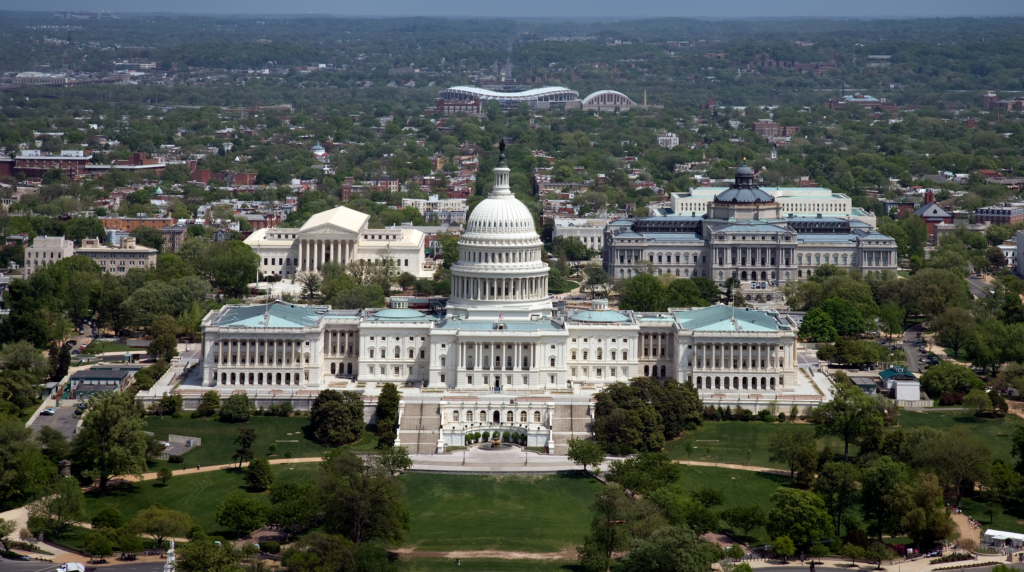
[260,540,280,554]
[167,454,184,464]
[778,413,787,422]
[482,431,490,441]
[502,431,510,442]
[738,408,754,422]
[685,421,699,431]
[939,392,964,406]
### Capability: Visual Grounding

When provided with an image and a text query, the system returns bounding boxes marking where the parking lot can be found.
[30,405,81,440]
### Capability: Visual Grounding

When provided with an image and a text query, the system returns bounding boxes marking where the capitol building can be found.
[199,150,820,453]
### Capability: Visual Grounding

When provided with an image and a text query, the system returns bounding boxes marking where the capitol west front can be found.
[198,153,819,453]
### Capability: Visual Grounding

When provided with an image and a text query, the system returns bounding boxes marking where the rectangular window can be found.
[368,365,374,375]
[522,375,528,385]
[467,375,473,384]
[394,366,400,376]
[440,374,446,384]
[596,368,602,377]
[610,367,616,377]
[550,375,556,384]
[550,358,556,367]
[571,367,577,376]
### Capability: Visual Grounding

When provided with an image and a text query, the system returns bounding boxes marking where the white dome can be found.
[446,152,551,321]
[464,195,536,239]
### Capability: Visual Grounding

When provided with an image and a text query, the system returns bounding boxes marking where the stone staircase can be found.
[550,400,594,455]
[397,400,442,454]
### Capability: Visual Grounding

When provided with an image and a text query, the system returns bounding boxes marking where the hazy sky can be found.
[9,0,1022,18]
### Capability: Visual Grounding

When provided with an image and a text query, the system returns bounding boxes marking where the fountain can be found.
[480,434,513,450]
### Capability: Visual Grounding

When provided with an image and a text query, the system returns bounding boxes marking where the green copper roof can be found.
[217,302,324,328]
[569,310,632,323]
[673,306,779,332]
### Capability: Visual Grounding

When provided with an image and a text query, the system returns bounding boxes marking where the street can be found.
[967,276,995,300]
[903,323,925,373]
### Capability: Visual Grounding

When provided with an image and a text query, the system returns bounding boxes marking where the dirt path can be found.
[952,511,981,544]
[392,547,578,560]
[675,459,790,476]
[107,457,325,485]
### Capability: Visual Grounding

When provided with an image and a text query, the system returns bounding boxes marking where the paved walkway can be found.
[675,459,789,476]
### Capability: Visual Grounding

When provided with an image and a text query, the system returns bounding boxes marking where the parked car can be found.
[41,408,56,416]
[77,403,88,410]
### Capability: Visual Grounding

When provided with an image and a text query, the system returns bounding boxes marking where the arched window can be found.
[610,350,616,361]
[480,410,486,421]
[369,348,375,358]
[453,411,460,422]
[715,376,721,389]
[440,356,446,366]
[582,350,588,360]
[258,373,263,383]
[466,411,473,422]
[520,411,527,422]
[622,351,628,361]
[408,348,414,358]
[534,411,541,423]
[347,363,352,375]
[285,373,291,383]
[394,346,401,359]
[696,376,702,388]
[596,349,602,360]
[230,373,236,383]
[331,363,336,374]
[660,365,666,378]
[644,365,650,376]
[507,411,514,422]
[276,373,282,383]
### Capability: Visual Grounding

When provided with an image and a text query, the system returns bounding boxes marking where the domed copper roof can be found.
[714,163,774,204]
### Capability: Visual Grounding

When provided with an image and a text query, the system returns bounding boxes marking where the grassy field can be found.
[673,465,793,543]
[84,464,317,536]
[663,412,1013,468]
[549,281,581,295]
[142,415,377,470]
[397,558,581,571]
[83,468,603,551]
[84,341,132,354]
[663,420,851,468]
[896,411,1015,464]
[402,473,603,553]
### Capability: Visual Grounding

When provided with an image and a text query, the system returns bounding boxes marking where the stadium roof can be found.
[439,86,578,102]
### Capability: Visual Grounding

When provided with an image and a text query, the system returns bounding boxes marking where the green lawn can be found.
[402,473,603,553]
[959,495,1024,535]
[673,465,793,543]
[897,411,1015,464]
[663,412,1014,469]
[142,415,377,470]
[84,341,132,354]
[397,558,581,571]
[83,468,602,551]
[84,464,317,535]
[549,281,580,295]
[664,420,851,468]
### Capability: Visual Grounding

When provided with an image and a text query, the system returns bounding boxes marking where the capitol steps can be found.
[549,402,594,455]
[397,400,442,454]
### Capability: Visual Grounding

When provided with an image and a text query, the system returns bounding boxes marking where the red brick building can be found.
[430,97,483,116]
[14,150,93,179]
[191,169,211,184]
[100,216,176,232]
[976,204,1024,226]
[913,190,953,239]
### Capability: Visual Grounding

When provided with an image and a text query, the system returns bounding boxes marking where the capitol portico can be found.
[198,147,821,454]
